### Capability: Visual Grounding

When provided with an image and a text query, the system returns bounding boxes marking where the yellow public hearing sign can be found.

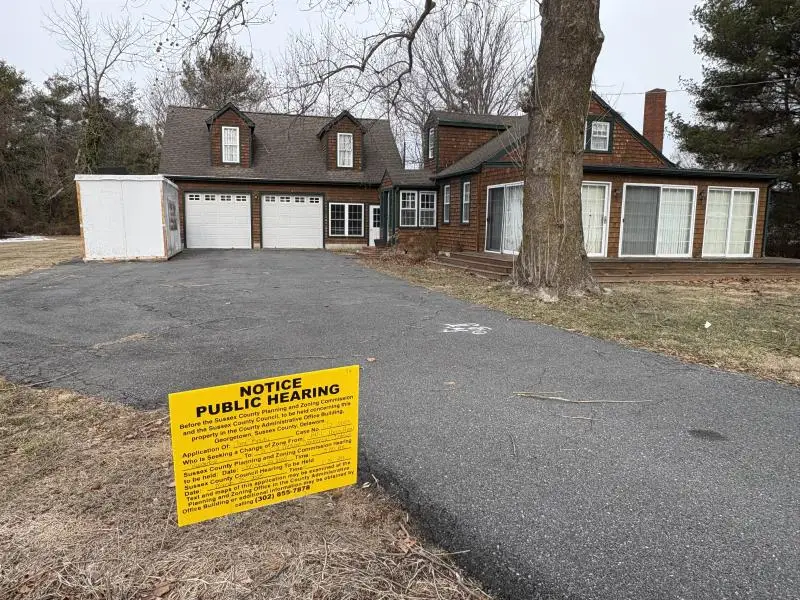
[168,365,359,526]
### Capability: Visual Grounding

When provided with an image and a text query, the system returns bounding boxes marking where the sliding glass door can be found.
[702,188,758,257]
[485,183,523,254]
[581,183,610,256]
[486,187,504,252]
[620,185,696,257]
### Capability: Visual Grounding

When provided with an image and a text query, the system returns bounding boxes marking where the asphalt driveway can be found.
[1,250,797,600]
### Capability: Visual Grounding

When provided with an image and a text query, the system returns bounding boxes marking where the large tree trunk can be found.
[513,0,604,298]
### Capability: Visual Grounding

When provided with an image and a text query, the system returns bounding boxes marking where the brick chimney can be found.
[642,89,667,152]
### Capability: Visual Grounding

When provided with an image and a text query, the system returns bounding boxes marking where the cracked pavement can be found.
[1,250,798,599]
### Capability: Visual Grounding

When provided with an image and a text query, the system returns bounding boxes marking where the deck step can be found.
[448,252,514,269]
[432,252,800,282]
[430,259,506,280]
[436,255,512,275]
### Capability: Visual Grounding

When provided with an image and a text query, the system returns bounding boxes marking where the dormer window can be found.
[222,126,240,163]
[337,133,353,167]
[586,120,611,152]
[428,128,435,159]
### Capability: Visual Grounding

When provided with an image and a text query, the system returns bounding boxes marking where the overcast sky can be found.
[1,0,705,157]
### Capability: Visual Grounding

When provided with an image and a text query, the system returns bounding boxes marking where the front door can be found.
[369,205,381,247]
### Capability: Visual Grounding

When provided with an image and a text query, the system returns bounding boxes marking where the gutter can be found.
[162,174,383,187]
[583,164,778,181]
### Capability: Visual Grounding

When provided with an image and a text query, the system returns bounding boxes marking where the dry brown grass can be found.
[0,236,83,278]
[365,260,800,386]
[0,379,491,600]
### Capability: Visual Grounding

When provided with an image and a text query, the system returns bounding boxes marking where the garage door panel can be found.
[262,195,323,249]
[186,193,251,249]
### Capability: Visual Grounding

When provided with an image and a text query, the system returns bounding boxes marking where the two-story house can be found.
[160,93,778,274]
[160,104,433,250]
[382,90,775,265]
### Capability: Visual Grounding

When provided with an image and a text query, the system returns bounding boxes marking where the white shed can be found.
[75,175,183,261]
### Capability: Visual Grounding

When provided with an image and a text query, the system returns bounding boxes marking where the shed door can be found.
[185,193,252,249]
[261,195,323,249]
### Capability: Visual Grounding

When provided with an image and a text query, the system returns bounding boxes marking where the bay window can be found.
[399,190,437,228]
[400,191,418,227]
[420,191,436,226]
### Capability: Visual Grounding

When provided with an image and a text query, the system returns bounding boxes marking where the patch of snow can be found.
[0,236,53,244]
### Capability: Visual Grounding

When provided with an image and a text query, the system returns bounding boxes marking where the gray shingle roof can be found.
[386,168,437,188]
[159,106,403,185]
[428,111,525,129]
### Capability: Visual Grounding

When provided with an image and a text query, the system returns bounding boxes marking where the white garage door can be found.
[262,195,323,249]
[185,192,251,249]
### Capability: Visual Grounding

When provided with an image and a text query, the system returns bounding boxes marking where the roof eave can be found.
[161,173,384,186]
[204,103,256,128]
[583,164,778,180]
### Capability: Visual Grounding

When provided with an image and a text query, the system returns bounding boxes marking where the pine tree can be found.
[671,0,800,186]
[181,41,270,110]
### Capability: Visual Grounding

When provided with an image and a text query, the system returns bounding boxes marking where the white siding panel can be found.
[121,180,165,258]
[81,180,126,259]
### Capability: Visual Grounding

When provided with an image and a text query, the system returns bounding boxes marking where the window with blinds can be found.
[620,185,696,257]
[702,188,758,257]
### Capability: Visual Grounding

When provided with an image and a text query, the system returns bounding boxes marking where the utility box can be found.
[75,175,183,261]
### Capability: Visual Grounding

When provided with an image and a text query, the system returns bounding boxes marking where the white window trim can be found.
[484,181,524,255]
[443,185,451,224]
[399,190,418,228]
[461,181,471,224]
[428,128,435,159]
[618,183,698,258]
[419,191,437,228]
[581,181,612,257]
[337,132,354,168]
[328,202,364,237]
[221,126,240,163]
[585,120,611,152]
[701,186,760,258]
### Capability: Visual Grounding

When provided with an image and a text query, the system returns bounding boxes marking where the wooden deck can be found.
[432,251,800,283]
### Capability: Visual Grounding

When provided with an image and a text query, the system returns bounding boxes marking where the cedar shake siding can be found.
[422,112,522,173]
[582,173,769,259]
[174,180,379,248]
[435,175,480,252]
[209,110,253,168]
[431,126,501,172]
[433,162,770,259]
[323,119,364,171]
[583,98,670,168]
